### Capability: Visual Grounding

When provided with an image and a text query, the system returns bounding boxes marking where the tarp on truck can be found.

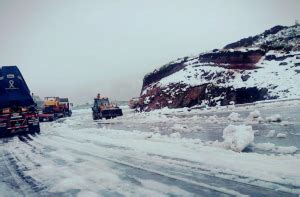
[0,66,35,108]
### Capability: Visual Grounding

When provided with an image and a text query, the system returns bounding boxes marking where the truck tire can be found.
[29,124,40,134]
[0,127,8,138]
[93,113,98,120]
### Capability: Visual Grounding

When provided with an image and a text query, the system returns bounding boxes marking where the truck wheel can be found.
[93,113,98,120]
[29,124,40,134]
[0,127,8,138]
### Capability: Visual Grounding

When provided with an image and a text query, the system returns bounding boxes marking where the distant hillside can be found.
[136,24,300,111]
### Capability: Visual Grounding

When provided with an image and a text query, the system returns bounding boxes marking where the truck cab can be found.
[59,98,72,117]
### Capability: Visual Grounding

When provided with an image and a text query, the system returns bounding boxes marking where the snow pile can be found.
[227,112,240,122]
[266,130,276,137]
[247,110,263,122]
[222,125,254,152]
[254,143,298,154]
[249,110,261,119]
[276,133,287,138]
[171,124,188,132]
[206,115,219,123]
[266,114,282,122]
[169,132,181,138]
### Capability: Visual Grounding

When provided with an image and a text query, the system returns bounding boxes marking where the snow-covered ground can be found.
[0,99,300,196]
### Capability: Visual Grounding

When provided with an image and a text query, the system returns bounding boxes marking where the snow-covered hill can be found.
[137,25,300,111]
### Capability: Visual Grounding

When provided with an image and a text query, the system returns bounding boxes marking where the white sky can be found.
[0,0,300,104]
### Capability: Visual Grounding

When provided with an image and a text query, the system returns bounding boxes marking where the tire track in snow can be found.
[47,131,300,196]
[0,136,41,197]
[34,133,297,196]
[33,135,242,196]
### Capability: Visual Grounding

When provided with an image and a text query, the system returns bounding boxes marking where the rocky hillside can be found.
[136,25,300,111]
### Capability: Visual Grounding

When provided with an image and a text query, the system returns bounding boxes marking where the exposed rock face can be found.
[199,49,265,69]
[143,57,188,88]
[135,25,300,111]
[128,97,140,109]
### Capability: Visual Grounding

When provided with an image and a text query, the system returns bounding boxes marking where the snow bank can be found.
[222,125,254,152]
[266,114,282,122]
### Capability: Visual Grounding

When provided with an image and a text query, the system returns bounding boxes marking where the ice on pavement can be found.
[222,125,254,152]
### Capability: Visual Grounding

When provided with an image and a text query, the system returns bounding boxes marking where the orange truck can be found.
[39,97,72,122]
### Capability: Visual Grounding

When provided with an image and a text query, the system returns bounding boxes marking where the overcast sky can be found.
[0,0,300,104]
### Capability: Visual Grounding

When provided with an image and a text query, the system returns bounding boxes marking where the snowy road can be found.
[1,100,300,196]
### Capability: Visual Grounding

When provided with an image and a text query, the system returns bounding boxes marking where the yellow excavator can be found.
[92,94,123,120]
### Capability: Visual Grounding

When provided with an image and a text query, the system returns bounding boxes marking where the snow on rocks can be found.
[222,125,254,152]
[266,114,282,122]
[227,112,241,122]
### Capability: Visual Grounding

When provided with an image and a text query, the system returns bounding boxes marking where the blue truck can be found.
[0,66,40,137]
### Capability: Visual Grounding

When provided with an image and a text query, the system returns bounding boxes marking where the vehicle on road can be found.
[0,66,40,136]
[59,97,72,117]
[92,94,123,120]
[39,97,72,122]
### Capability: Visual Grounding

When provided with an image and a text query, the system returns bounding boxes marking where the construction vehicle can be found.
[92,94,123,120]
[41,97,64,120]
[59,97,72,117]
[0,66,40,136]
[39,97,72,122]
